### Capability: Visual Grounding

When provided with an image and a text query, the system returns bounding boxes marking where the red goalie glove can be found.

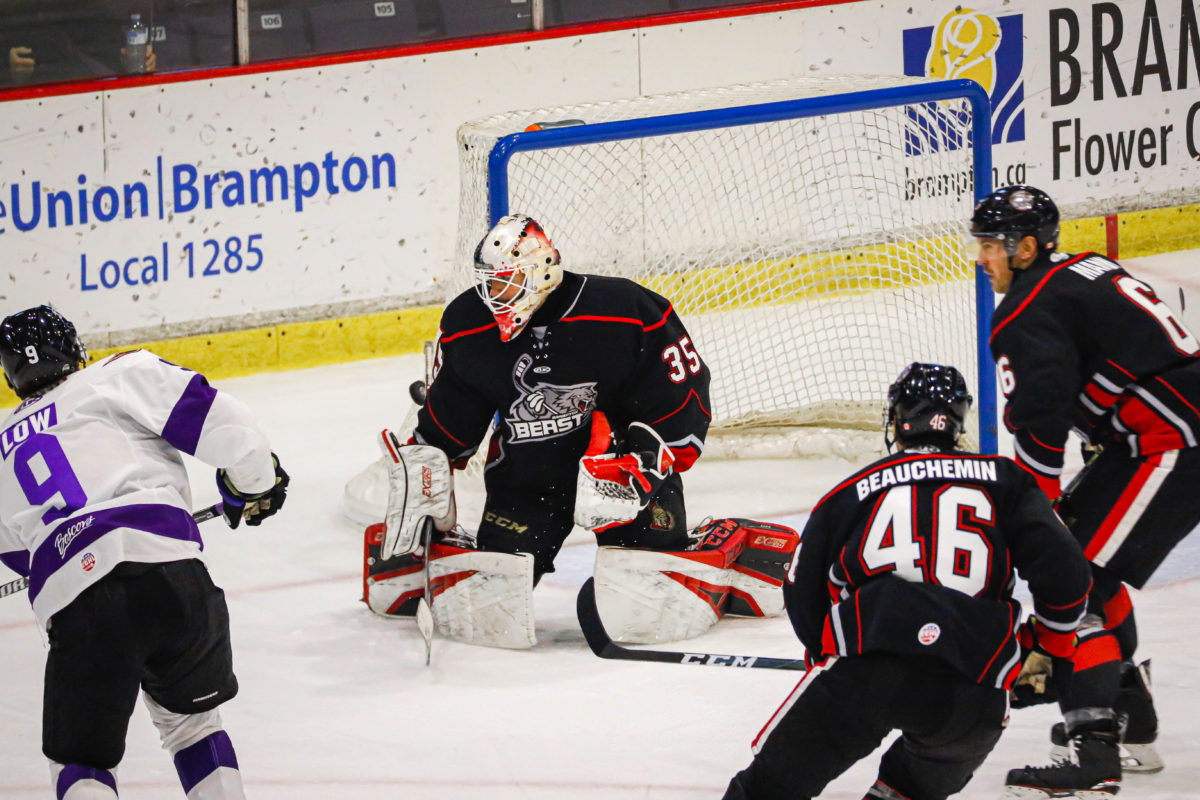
[574,413,675,531]
[581,416,674,504]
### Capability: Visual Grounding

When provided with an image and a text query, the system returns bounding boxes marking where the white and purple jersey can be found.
[0,349,275,629]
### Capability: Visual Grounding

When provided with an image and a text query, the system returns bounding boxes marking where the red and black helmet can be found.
[885,362,973,451]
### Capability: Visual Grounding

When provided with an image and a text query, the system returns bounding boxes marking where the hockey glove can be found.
[216,453,290,529]
[1018,615,1079,659]
[575,417,674,531]
[1010,617,1077,708]
[378,431,456,559]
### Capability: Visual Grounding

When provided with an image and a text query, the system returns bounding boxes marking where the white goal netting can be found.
[454,74,987,459]
[344,75,989,524]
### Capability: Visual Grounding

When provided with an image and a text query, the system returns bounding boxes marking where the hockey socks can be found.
[173,731,245,800]
[52,764,118,799]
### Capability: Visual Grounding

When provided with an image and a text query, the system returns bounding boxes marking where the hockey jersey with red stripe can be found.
[415,271,711,493]
[785,449,1091,689]
[990,251,1200,497]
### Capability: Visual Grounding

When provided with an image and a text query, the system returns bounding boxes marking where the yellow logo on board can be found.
[925,8,1002,96]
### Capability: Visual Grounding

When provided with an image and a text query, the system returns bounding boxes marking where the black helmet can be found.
[885,362,972,451]
[970,185,1060,255]
[0,306,88,399]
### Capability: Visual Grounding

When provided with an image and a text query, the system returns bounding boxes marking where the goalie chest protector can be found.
[415,271,712,493]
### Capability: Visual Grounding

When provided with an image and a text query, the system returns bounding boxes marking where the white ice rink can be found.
[3,250,1200,799]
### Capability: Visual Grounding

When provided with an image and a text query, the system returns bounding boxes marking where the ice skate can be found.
[1005,718,1120,799]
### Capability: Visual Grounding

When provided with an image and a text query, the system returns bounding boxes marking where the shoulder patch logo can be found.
[505,354,597,443]
[918,622,941,646]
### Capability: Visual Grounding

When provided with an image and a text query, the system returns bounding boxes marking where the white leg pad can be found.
[728,566,786,618]
[50,763,118,799]
[593,546,727,644]
[430,547,536,649]
[363,523,425,617]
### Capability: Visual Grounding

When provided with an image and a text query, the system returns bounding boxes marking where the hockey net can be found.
[454,74,990,459]
[345,75,991,523]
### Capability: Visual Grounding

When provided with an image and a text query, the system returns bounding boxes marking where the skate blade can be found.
[1121,743,1164,774]
[1001,783,1120,799]
[1076,788,1121,800]
[1002,786,1075,799]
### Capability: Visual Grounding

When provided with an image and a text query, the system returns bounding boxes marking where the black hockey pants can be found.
[43,559,237,769]
[724,653,1007,800]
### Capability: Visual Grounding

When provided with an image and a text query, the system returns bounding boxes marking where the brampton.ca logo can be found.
[902,8,1025,153]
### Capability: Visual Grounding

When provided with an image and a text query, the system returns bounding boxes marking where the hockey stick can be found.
[575,578,806,671]
[413,339,436,667]
[1,502,225,600]
[415,518,434,666]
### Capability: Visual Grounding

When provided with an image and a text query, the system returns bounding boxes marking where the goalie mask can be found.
[970,185,1060,257]
[885,362,972,452]
[0,305,89,399]
[473,214,562,341]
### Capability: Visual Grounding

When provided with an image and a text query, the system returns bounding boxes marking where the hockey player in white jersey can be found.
[0,306,289,800]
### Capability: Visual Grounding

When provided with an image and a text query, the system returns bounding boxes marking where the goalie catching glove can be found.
[575,414,674,531]
[216,452,289,529]
[379,430,457,559]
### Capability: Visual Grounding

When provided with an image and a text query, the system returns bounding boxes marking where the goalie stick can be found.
[415,518,434,666]
[575,578,806,671]
[1,502,225,600]
[413,339,436,667]
[378,428,437,666]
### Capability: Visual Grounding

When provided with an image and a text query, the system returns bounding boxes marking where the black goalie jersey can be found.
[785,449,1091,689]
[990,250,1200,498]
[414,271,712,494]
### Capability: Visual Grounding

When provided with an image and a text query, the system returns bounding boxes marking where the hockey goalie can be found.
[362,214,798,648]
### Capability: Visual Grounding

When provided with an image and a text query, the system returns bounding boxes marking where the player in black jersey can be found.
[723,363,1092,800]
[973,185,1200,796]
[363,215,794,648]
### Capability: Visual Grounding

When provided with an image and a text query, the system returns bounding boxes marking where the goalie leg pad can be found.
[723,520,799,618]
[688,518,799,619]
[363,523,425,617]
[429,545,536,649]
[593,545,739,644]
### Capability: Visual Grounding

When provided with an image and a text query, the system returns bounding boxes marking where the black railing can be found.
[2,0,771,88]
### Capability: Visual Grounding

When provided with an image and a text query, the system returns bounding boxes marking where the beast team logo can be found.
[505,354,598,443]
[902,8,1025,153]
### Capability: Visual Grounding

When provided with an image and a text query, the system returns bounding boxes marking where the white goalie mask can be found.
[473,214,562,341]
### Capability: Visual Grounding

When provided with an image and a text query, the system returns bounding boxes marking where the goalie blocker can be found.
[364,517,798,647]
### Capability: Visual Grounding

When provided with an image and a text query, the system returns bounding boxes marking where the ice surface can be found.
[3,250,1200,798]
